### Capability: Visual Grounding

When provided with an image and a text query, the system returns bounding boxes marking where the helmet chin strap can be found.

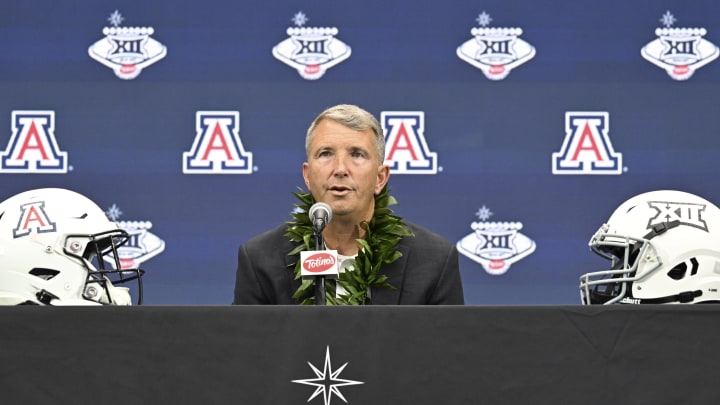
[594,220,685,305]
[623,290,702,304]
[36,289,59,305]
[622,220,698,304]
[642,219,680,240]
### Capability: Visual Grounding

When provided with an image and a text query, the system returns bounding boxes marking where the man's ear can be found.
[302,162,310,188]
[374,164,390,195]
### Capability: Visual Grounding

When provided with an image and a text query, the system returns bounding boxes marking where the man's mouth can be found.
[329,185,351,194]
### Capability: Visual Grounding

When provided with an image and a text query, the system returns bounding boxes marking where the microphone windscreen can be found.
[309,202,333,224]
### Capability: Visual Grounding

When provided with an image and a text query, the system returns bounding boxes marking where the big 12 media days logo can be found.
[641,11,719,81]
[272,11,352,80]
[456,11,536,80]
[88,10,167,80]
[104,204,165,269]
[456,205,535,275]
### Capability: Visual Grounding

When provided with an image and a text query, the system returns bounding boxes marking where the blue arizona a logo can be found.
[0,111,68,173]
[13,201,56,238]
[552,111,623,175]
[381,111,438,174]
[183,111,253,174]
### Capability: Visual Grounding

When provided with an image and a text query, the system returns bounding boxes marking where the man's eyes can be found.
[316,150,367,159]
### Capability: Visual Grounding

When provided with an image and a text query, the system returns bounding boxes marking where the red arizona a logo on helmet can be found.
[13,201,57,238]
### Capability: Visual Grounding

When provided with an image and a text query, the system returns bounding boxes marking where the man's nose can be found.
[332,155,349,176]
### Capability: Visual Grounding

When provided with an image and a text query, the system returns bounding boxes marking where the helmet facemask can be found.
[580,224,661,305]
[64,229,144,305]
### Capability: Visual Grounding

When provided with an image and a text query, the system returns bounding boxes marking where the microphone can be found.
[305,202,337,305]
[309,202,332,234]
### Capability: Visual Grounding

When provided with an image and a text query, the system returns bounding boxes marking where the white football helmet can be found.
[0,188,144,305]
[580,190,720,305]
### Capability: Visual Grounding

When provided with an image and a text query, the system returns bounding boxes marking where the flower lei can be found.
[284,186,413,305]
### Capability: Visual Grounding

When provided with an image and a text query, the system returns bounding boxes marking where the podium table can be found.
[2,305,718,404]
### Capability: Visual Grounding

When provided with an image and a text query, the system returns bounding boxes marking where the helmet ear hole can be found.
[667,262,687,280]
[29,268,60,280]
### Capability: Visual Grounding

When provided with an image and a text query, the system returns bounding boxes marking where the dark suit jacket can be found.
[233,222,464,305]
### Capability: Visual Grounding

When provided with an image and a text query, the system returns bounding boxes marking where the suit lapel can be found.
[370,244,409,305]
[284,250,302,301]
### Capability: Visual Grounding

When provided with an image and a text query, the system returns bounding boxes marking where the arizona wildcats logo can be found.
[0,111,68,173]
[13,201,57,238]
[183,111,253,174]
[381,111,438,174]
[552,112,623,175]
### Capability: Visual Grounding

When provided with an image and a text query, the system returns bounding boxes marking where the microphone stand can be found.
[313,219,327,305]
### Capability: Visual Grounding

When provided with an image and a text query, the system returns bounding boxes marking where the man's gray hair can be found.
[305,104,385,163]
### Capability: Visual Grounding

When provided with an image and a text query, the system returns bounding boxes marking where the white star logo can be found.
[107,10,124,27]
[292,346,364,405]
[659,10,676,28]
[475,11,492,27]
[105,204,123,221]
[475,205,493,221]
[292,11,309,27]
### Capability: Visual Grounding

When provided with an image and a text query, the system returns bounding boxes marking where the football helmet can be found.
[0,188,144,305]
[580,190,720,305]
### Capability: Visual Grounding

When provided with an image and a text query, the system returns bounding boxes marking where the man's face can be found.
[303,119,389,220]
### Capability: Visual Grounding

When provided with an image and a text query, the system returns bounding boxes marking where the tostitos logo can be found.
[300,250,339,279]
[303,253,336,272]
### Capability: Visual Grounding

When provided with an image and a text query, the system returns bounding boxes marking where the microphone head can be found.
[309,202,333,224]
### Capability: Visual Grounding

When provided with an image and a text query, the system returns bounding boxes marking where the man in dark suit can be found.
[232,104,464,305]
